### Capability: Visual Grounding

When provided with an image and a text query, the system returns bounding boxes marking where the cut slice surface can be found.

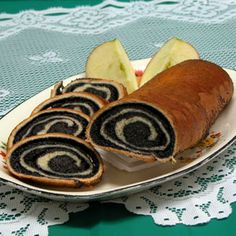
[32,92,107,117]
[86,39,138,93]
[6,134,104,187]
[7,108,90,149]
[86,102,176,162]
[51,78,127,102]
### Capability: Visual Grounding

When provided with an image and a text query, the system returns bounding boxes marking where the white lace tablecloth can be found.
[0,0,236,235]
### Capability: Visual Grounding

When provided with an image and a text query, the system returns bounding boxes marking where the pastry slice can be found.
[7,108,90,149]
[86,60,233,162]
[32,92,107,117]
[6,134,104,187]
[51,78,127,102]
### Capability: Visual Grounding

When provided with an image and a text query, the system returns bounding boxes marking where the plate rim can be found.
[0,59,236,202]
[0,136,235,202]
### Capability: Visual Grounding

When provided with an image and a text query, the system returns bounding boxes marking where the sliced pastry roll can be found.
[51,78,127,102]
[32,92,107,117]
[7,108,90,149]
[87,60,234,162]
[6,134,104,187]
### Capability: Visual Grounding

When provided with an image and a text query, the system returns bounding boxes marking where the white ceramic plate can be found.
[0,59,235,202]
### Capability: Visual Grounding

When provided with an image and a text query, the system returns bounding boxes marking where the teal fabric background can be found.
[1,0,236,118]
[51,202,236,236]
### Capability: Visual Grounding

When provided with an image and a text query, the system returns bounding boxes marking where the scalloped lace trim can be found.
[1,0,236,40]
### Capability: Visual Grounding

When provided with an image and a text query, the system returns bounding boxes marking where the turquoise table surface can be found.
[0,1,235,235]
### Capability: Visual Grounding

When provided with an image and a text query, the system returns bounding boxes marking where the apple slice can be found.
[140,37,200,86]
[86,39,138,93]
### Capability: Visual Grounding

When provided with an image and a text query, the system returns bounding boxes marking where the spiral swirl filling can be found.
[9,137,100,178]
[89,102,175,159]
[37,97,101,116]
[63,82,119,102]
[12,110,89,145]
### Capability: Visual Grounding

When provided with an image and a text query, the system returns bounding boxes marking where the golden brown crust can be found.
[31,91,108,115]
[86,59,234,161]
[7,108,90,150]
[130,59,234,155]
[6,133,104,188]
[50,81,63,97]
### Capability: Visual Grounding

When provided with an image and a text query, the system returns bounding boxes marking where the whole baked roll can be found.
[87,60,234,162]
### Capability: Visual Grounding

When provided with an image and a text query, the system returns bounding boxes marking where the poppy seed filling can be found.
[9,137,101,179]
[63,82,119,102]
[89,102,175,159]
[12,110,89,145]
[38,97,100,116]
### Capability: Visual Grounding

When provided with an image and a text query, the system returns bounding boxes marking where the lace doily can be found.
[0,183,88,236]
[112,142,236,225]
[0,0,236,234]
[1,0,236,40]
